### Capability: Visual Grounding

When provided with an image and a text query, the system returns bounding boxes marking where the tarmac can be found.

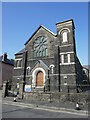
[2,96,89,116]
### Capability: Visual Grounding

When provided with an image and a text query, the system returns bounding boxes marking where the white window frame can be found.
[68,54,70,63]
[14,58,22,69]
[61,55,64,64]
[63,32,68,42]
[61,54,71,65]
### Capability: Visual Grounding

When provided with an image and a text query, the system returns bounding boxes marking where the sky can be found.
[2,2,88,65]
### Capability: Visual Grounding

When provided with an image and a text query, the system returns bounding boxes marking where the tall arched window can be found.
[50,64,55,74]
[34,36,48,57]
[59,28,70,43]
[63,32,68,42]
[27,66,31,75]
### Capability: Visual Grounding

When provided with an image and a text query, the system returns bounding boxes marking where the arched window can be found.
[49,64,55,74]
[59,28,70,43]
[63,32,68,42]
[45,48,48,56]
[27,66,31,75]
[34,36,48,57]
[42,50,45,56]
[34,50,36,57]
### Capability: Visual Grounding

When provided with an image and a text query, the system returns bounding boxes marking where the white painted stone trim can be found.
[46,73,76,76]
[32,67,46,88]
[59,44,72,48]
[13,75,24,77]
[27,66,31,69]
[60,51,74,55]
[14,67,23,69]
[28,57,54,61]
[15,58,22,61]
[49,64,55,68]
[60,73,76,76]
[60,62,75,65]
[58,27,70,34]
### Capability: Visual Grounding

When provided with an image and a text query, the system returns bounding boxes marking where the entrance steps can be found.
[32,87,47,92]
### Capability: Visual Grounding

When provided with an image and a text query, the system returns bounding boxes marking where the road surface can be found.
[2,103,88,118]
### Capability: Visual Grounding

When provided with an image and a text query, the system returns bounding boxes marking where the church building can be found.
[13,19,89,93]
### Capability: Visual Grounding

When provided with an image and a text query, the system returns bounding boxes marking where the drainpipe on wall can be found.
[58,46,60,92]
[48,70,50,91]
[23,51,27,91]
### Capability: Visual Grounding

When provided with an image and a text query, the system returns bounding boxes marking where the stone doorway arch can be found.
[32,67,46,88]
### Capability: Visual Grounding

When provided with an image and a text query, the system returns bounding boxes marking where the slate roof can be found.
[15,48,25,55]
[83,65,90,72]
[0,56,14,66]
[32,60,50,71]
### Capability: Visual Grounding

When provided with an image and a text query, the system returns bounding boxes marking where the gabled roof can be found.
[32,60,50,71]
[25,25,56,45]
[15,48,25,55]
[0,56,14,66]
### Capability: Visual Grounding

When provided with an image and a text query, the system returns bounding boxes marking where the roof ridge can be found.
[40,25,56,36]
[25,24,56,45]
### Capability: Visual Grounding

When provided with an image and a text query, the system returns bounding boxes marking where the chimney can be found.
[3,53,7,61]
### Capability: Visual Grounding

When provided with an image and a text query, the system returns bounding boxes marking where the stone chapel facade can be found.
[13,19,89,93]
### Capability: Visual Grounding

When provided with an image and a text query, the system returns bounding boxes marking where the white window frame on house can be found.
[14,58,22,69]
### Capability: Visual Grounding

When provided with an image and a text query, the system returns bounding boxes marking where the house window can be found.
[15,59,22,67]
[17,60,20,67]
[63,32,68,42]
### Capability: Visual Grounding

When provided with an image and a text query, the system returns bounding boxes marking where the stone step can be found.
[32,87,47,92]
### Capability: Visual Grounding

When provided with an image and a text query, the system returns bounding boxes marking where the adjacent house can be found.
[0,53,14,87]
[83,65,90,83]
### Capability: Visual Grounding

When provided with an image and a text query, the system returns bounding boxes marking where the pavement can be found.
[2,96,88,116]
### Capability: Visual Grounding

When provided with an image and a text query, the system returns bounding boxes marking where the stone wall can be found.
[23,91,89,105]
